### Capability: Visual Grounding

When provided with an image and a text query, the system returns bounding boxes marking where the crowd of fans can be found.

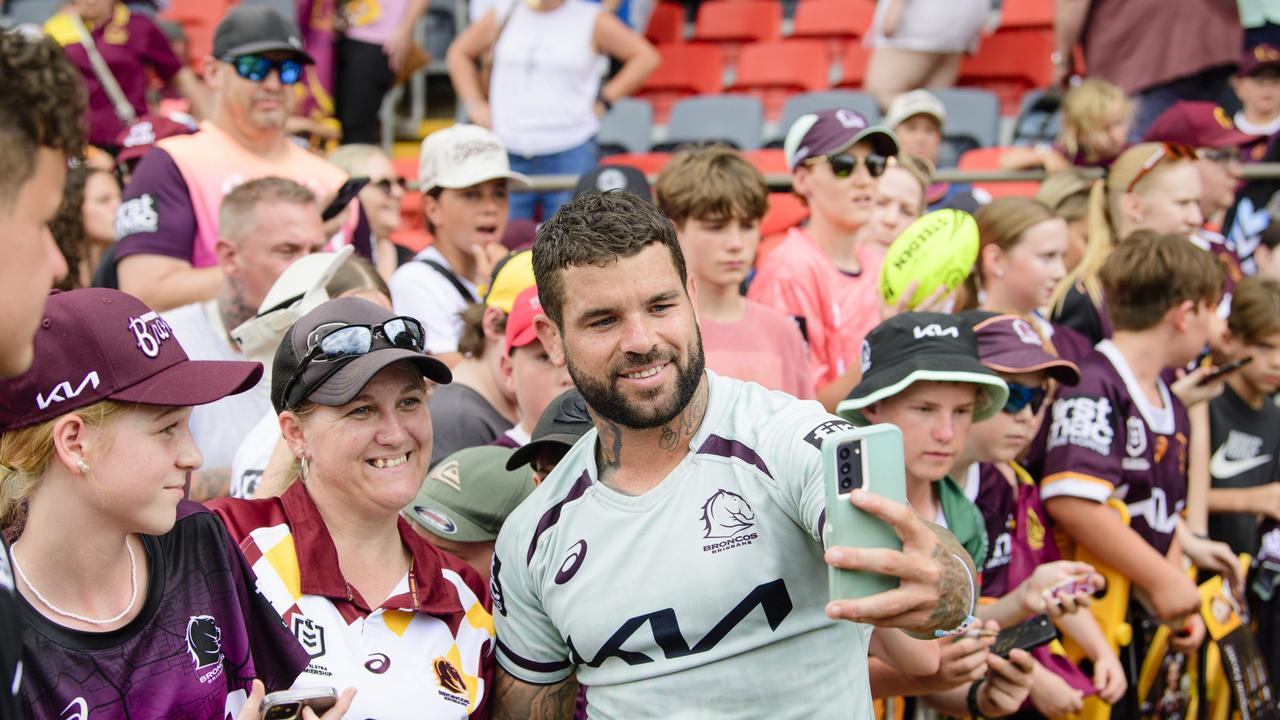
[2,0,1280,718]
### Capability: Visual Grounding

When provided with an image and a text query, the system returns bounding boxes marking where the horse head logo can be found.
[434,658,468,695]
[186,615,222,669]
[700,489,755,539]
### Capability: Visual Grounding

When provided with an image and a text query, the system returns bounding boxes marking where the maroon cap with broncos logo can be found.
[0,289,262,432]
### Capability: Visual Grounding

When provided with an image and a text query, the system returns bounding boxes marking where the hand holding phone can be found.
[1198,356,1253,386]
[991,614,1058,658]
[822,425,907,601]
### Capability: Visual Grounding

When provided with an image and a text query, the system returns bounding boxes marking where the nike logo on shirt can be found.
[1209,444,1271,479]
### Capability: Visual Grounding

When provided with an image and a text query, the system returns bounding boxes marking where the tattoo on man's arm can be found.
[491,669,579,720]
[921,520,974,631]
[188,468,231,502]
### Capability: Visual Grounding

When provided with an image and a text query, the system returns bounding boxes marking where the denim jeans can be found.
[507,139,598,222]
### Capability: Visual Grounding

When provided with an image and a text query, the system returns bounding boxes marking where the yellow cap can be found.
[481,249,535,313]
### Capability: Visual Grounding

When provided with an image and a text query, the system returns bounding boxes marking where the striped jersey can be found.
[208,483,494,719]
[492,371,873,718]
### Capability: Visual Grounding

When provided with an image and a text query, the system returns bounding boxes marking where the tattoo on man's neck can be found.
[218,283,256,337]
[596,419,623,484]
[658,383,707,452]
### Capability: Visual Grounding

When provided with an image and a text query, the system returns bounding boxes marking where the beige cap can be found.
[417,124,532,193]
[884,90,947,130]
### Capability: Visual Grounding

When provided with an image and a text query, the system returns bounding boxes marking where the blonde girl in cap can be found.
[0,289,347,719]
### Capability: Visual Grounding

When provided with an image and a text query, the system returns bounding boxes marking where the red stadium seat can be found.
[956,147,1040,198]
[645,3,686,46]
[834,43,871,89]
[600,152,673,176]
[636,43,726,123]
[998,0,1054,29]
[959,30,1054,115]
[730,40,829,120]
[742,148,788,176]
[791,0,874,72]
[692,0,782,72]
[760,192,808,238]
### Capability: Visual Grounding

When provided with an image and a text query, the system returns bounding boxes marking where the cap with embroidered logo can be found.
[784,108,899,170]
[0,289,262,432]
[1142,101,1258,149]
[212,5,314,63]
[418,124,532,193]
[837,312,1008,426]
[1241,43,1280,77]
[403,446,535,542]
[970,313,1080,385]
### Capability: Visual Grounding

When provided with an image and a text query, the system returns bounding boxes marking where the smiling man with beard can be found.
[488,191,985,718]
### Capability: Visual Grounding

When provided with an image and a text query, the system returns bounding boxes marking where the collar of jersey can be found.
[280,482,465,616]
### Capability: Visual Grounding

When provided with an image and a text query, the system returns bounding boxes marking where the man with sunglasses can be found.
[749,108,900,412]
[115,5,370,313]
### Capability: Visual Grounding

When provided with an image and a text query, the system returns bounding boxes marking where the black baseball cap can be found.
[573,166,652,201]
[271,297,451,412]
[837,312,1008,426]
[506,388,593,471]
[212,5,315,64]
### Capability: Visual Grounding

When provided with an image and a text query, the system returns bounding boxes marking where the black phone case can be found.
[991,614,1058,658]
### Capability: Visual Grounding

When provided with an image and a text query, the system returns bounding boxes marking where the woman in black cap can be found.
[0,289,324,719]
[208,296,495,719]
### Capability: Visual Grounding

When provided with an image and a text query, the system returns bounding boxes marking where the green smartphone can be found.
[823,424,907,601]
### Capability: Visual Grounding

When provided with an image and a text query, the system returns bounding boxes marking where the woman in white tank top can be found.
[447,0,658,221]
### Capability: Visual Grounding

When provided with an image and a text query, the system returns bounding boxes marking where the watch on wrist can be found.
[967,677,988,719]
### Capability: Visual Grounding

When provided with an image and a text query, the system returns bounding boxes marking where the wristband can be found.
[934,553,979,637]
[967,677,987,719]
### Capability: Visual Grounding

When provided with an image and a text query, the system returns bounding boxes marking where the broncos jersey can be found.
[492,371,873,719]
[18,502,308,720]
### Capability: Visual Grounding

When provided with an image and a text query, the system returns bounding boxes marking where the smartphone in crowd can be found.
[823,424,908,601]
[1198,356,1253,386]
[991,614,1058,658]
[320,177,370,222]
[260,687,338,720]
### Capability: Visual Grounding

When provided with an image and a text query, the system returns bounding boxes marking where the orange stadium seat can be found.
[834,43,871,90]
[959,30,1054,115]
[761,192,808,237]
[791,0,874,71]
[160,0,236,71]
[957,147,1040,198]
[645,3,686,46]
[742,148,788,176]
[636,43,726,123]
[692,0,782,72]
[730,40,830,120]
[998,0,1054,29]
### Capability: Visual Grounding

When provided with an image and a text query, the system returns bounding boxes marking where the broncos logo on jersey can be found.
[185,615,222,669]
[700,490,755,539]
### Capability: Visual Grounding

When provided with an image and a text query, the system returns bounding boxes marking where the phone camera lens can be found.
[838,447,850,460]
[839,463,851,475]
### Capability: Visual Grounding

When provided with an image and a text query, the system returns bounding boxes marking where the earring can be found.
[994,268,1005,278]
[299,455,311,482]
[1135,213,1144,224]
[75,459,90,474]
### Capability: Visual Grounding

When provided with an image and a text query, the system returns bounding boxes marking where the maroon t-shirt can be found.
[969,463,1061,600]
[1040,340,1191,556]
[50,5,183,148]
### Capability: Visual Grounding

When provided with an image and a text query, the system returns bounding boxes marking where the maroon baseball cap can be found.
[784,108,899,170]
[1143,101,1259,149]
[0,289,263,432]
[115,114,198,164]
[973,314,1080,385]
[1240,43,1280,76]
[504,286,542,355]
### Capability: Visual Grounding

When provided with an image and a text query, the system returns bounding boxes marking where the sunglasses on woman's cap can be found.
[280,316,426,409]
[1003,382,1048,415]
[224,54,304,85]
[803,152,888,179]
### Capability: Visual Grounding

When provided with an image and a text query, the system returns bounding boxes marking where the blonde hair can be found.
[1049,143,1194,312]
[0,400,129,536]
[893,154,934,215]
[1035,170,1091,222]
[1059,78,1130,161]
[959,197,1058,311]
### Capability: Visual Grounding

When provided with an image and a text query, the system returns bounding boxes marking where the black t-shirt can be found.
[0,541,23,720]
[427,383,513,467]
[1051,283,1111,347]
[1208,384,1280,556]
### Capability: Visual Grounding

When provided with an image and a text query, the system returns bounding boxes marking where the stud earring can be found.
[995,268,1005,278]
[75,459,90,474]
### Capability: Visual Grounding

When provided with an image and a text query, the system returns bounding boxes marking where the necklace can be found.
[11,538,139,626]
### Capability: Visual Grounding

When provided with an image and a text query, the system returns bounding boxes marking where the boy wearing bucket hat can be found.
[749,109,900,412]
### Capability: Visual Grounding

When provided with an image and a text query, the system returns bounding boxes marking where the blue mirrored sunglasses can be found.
[1003,382,1048,415]
[225,54,303,85]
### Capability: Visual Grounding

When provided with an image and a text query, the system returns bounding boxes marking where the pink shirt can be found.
[747,227,883,390]
[700,300,814,400]
[342,0,411,45]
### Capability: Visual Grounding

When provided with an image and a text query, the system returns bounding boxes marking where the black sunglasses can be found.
[224,54,304,85]
[1003,382,1049,415]
[281,317,425,409]
[367,177,408,194]
[805,152,888,179]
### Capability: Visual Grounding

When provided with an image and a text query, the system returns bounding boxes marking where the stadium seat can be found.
[998,0,1054,29]
[958,30,1054,115]
[692,0,782,74]
[598,98,654,155]
[645,2,686,46]
[761,192,808,239]
[957,147,1040,198]
[932,88,1000,148]
[790,0,874,73]
[1013,89,1062,146]
[662,94,766,151]
[834,43,872,90]
[636,43,726,124]
[778,90,880,133]
[729,40,829,121]
[600,152,673,176]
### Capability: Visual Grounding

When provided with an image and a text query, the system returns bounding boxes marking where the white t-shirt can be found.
[1234,110,1280,137]
[389,247,478,356]
[231,411,280,499]
[492,371,873,718]
[162,301,271,474]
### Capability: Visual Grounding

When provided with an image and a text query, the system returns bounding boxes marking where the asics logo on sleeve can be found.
[1210,432,1270,479]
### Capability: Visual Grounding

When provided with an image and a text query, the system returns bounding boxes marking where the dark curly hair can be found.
[0,30,88,214]
[48,166,96,290]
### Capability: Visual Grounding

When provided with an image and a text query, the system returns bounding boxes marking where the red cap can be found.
[504,286,542,355]
[0,289,262,432]
[1241,43,1280,76]
[1143,101,1259,149]
[115,114,197,164]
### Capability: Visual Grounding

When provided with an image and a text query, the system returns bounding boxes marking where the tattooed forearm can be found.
[921,520,975,632]
[188,468,231,502]
[491,669,579,720]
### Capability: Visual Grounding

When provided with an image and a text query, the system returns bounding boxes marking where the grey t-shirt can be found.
[429,383,512,467]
